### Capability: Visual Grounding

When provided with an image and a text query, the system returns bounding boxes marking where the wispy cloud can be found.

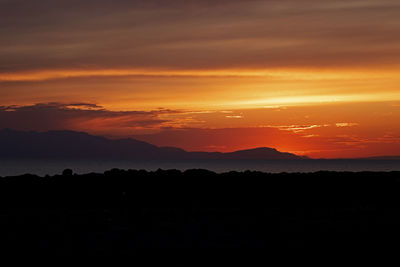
[335,122,359,127]
[263,124,330,133]
[302,134,319,138]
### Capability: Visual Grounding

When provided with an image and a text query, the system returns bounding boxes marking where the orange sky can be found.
[1,0,400,158]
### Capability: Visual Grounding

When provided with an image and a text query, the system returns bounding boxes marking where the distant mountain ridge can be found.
[0,129,307,160]
[358,156,400,160]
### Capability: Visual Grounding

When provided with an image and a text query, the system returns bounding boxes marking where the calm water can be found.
[0,159,400,176]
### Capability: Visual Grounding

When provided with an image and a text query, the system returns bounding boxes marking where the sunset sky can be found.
[1,0,400,158]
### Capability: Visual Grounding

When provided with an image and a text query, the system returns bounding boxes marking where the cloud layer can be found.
[1,0,400,72]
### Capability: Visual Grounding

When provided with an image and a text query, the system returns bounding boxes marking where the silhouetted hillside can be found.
[222,147,304,159]
[0,169,400,253]
[0,129,305,160]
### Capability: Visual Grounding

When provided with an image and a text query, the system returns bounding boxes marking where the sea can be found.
[0,159,400,176]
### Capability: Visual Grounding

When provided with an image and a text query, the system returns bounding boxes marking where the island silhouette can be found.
[0,129,307,160]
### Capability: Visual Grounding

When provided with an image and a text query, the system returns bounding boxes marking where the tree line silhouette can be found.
[1,169,400,253]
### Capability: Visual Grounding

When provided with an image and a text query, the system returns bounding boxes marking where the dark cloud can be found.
[0,102,179,134]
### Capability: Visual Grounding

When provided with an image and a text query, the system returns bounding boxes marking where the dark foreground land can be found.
[1,169,400,254]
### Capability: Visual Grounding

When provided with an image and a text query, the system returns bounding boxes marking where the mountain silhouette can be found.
[0,129,306,160]
[358,155,400,160]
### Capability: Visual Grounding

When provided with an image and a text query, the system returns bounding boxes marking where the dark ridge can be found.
[359,155,400,160]
[0,129,306,160]
[1,169,400,253]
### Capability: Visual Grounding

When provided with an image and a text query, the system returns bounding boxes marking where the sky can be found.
[1,0,400,158]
